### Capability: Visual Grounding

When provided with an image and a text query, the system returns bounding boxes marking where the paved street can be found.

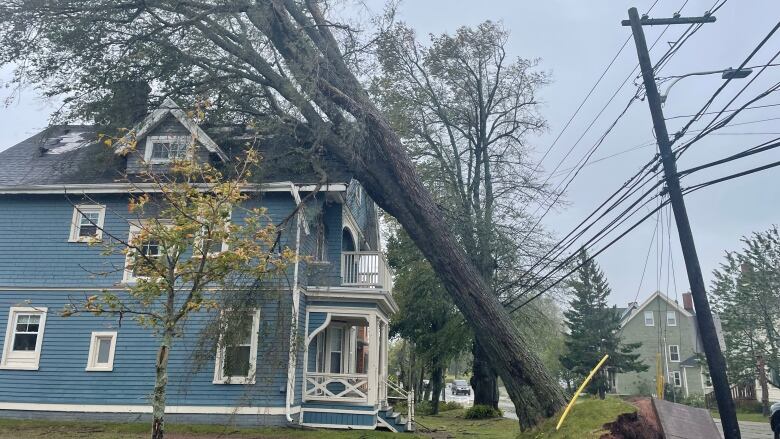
[716,420,774,439]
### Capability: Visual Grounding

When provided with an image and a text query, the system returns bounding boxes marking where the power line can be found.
[665,102,780,120]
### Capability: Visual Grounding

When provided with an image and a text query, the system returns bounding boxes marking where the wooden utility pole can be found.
[623,7,741,439]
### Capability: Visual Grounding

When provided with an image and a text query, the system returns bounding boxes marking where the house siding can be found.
[615,295,706,396]
[125,114,211,175]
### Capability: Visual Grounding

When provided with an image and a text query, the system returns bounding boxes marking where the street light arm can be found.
[660,69,734,103]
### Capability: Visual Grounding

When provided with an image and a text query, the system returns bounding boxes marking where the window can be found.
[671,371,682,387]
[123,223,162,283]
[703,370,712,387]
[1,307,48,370]
[329,327,344,373]
[669,345,680,362]
[194,209,230,258]
[667,311,677,326]
[213,310,260,384]
[144,135,190,163]
[86,331,117,371]
[68,205,105,242]
[644,311,654,326]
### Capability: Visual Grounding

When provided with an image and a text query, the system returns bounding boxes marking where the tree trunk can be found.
[331,116,567,427]
[759,355,770,416]
[430,365,444,415]
[471,340,499,408]
[151,330,173,439]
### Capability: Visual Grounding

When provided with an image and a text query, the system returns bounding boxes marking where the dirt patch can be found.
[600,397,662,439]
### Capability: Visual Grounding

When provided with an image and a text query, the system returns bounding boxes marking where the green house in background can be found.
[610,291,725,398]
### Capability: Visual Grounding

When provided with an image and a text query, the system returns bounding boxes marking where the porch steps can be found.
[377,405,411,433]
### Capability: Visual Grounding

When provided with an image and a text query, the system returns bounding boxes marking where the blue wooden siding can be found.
[0,290,293,407]
[302,411,375,426]
[345,181,378,250]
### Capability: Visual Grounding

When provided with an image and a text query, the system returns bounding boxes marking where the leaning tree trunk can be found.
[151,329,173,439]
[471,340,499,408]
[321,106,568,427]
[258,4,566,426]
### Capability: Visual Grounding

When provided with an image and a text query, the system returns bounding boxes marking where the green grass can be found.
[516,397,636,439]
[416,409,520,438]
[0,418,401,439]
[711,410,770,423]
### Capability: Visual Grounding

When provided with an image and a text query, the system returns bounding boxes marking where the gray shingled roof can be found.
[0,125,352,187]
[680,355,701,367]
[0,125,125,186]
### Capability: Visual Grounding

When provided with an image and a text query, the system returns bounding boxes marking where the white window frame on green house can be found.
[0,306,48,370]
[669,344,680,362]
[68,204,106,242]
[644,311,654,326]
[213,309,261,385]
[666,310,677,326]
[671,371,682,387]
[86,331,117,372]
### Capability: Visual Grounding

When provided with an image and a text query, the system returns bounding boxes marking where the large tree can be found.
[711,226,780,413]
[0,1,565,426]
[372,20,553,408]
[560,250,646,399]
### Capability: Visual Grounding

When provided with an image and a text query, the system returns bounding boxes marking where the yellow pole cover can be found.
[555,354,610,431]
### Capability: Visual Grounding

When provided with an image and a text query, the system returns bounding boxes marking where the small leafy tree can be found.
[64,144,295,439]
[386,223,468,414]
[560,250,647,399]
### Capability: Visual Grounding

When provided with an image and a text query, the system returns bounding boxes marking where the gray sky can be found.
[1,0,778,307]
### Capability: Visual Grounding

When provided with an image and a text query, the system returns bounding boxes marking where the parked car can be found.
[771,402,780,439]
[452,379,471,396]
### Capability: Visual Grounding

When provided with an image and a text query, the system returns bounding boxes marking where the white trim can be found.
[68,204,106,243]
[644,311,655,326]
[0,306,48,370]
[212,309,261,385]
[669,345,681,362]
[143,135,191,164]
[306,314,332,346]
[85,331,117,372]
[304,289,399,315]
[0,402,300,415]
[666,310,678,326]
[122,222,160,284]
[376,415,399,433]
[671,370,682,387]
[0,182,348,195]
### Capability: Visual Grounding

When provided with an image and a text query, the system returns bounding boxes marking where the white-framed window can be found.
[213,309,261,384]
[313,325,350,374]
[86,331,117,372]
[702,370,713,388]
[194,209,231,258]
[669,345,680,362]
[144,135,190,164]
[328,326,345,373]
[355,186,363,205]
[1,307,48,370]
[68,205,106,242]
[123,223,163,283]
[644,311,654,326]
[667,311,677,326]
[671,371,682,387]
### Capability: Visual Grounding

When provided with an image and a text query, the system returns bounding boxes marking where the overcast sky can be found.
[1,0,778,307]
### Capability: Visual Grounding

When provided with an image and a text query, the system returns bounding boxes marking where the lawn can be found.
[711,410,770,423]
[416,409,521,438]
[515,397,637,439]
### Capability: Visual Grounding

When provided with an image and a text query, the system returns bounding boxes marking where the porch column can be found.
[368,313,379,405]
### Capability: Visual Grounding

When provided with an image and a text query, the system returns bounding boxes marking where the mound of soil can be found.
[601,397,662,439]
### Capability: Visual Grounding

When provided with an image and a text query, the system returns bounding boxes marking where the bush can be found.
[679,394,706,408]
[464,404,503,419]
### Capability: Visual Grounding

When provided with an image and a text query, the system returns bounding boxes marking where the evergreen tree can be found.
[560,250,647,399]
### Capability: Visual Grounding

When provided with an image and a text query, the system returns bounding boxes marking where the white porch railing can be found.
[341,251,392,289]
[386,379,415,431]
[304,372,370,403]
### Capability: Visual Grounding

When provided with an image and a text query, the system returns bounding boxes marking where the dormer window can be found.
[144,135,190,163]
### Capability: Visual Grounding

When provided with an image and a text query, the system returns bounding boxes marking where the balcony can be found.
[340,251,392,290]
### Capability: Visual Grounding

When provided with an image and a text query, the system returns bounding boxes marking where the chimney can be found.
[682,292,694,312]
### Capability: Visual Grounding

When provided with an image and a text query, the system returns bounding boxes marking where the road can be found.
[716,420,775,439]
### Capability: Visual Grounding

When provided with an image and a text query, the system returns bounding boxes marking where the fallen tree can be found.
[0,0,566,426]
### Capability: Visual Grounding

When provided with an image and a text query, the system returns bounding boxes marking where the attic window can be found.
[144,135,190,163]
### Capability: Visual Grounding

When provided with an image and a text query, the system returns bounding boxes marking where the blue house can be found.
[0,99,411,432]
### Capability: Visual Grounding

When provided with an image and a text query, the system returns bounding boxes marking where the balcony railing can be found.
[304,372,370,403]
[341,251,392,290]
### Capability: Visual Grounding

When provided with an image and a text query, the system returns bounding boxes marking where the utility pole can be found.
[624,8,741,439]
